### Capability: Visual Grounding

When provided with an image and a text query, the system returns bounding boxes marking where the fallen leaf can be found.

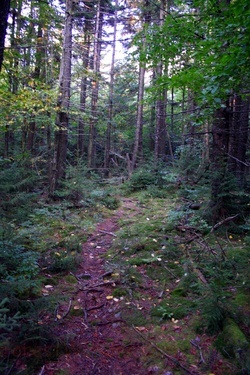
[106,295,113,300]
[135,326,146,331]
[44,285,53,289]
[171,318,179,323]
[56,314,62,320]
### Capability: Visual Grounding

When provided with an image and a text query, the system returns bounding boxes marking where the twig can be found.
[96,319,125,326]
[87,303,105,312]
[163,265,176,279]
[54,303,59,321]
[80,281,115,291]
[37,365,45,375]
[54,300,72,321]
[210,214,239,233]
[99,229,117,237]
[6,353,21,375]
[132,325,194,374]
[61,299,72,319]
[101,270,114,278]
[190,339,205,364]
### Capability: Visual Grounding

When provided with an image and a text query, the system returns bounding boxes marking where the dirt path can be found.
[42,198,152,375]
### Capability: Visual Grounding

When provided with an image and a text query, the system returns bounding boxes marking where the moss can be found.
[112,288,127,297]
[171,287,186,297]
[234,292,250,307]
[151,297,197,320]
[215,318,249,359]
[64,275,78,284]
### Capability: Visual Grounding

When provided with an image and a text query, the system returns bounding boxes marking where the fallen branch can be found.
[132,325,194,374]
[96,319,125,326]
[61,299,72,319]
[87,303,105,312]
[190,339,205,364]
[80,281,115,291]
[163,265,177,279]
[210,214,239,233]
[99,229,117,237]
[37,365,45,375]
[101,270,114,278]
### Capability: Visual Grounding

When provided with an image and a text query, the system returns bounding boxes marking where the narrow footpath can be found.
[42,198,150,375]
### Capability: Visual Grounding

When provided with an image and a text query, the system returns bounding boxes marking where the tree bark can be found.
[50,0,73,194]
[88,0,103,168]
[78,14,92,159]
[0,0,11,71]
[154,0,167,164]
[132,61,145,170]
[104,0,118,172]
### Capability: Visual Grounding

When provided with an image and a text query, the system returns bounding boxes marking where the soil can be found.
[35,198,234,375]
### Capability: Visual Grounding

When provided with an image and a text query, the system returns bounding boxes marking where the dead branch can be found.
[163,265,176,279]
[96,319,125,326]
[187,256,208,284]
[132,325,194,374]
[37,365,45,375]
[54,303,59,321]
[61,299,72,319]
[190,339,205,364]
[80,280,115,291]
[99,229,117,237]
[87,303,105,312]
[101,270,114,278]
[210,214,239,233]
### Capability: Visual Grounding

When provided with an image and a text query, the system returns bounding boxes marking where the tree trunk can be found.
[78,15,92,159]
[210,106,230,221]
[154,0,167,164]
[210,93,249,221]
[50,0,73,194]
[88,0,103,168]
[228,94,249,187]
[0,0,11,71]
[104,0,118,172]
[132,61,145,170]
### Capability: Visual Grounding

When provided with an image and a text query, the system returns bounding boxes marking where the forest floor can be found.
[29,196,243,375]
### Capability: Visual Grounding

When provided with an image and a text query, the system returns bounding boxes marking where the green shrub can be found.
[125,169,162,192]
[0,159,39,221]
[0,241,40,298]
[0,298,21,341]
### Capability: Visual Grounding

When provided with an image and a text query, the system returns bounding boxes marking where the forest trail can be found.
[42,198,157,375]
[34,196,235,375]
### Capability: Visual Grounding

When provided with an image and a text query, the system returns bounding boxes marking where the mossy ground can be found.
[104,192,250,374]
[1,184,249,374]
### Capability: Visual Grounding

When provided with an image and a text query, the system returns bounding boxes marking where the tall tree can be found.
[50,0,74,194]
[78,2,95,159]
[104,0,118,172]
[0,0,11,71]
[154,0,168,164]
[131,0,152,170]
[88,0,104,168]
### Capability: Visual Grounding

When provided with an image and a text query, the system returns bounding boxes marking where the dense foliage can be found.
[0,0,249,373]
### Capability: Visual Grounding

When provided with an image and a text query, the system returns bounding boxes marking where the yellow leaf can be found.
[106,295,113,300]
[57,314,62,320]
[135,326,146,331]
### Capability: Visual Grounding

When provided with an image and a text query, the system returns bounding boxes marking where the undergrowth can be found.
[106,178,250,374]
[0,158,249,374]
